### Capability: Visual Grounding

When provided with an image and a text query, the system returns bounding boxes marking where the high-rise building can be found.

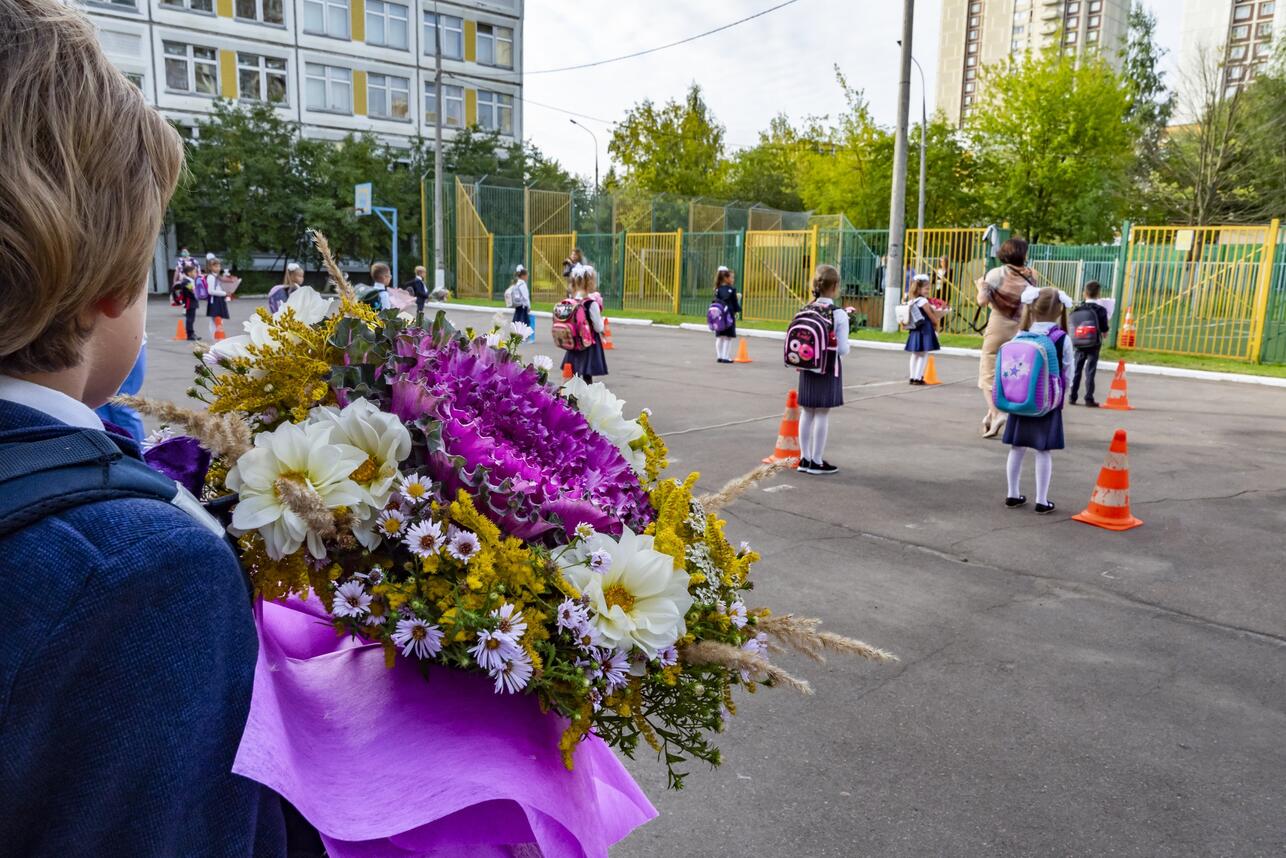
[79,0,523,146]
[1178,0,1283,98]
[935,0,1129,127]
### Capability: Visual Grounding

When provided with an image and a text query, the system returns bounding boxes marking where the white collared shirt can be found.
[0,375,104,430]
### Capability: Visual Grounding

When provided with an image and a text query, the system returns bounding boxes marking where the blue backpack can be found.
[0,427,184,539]
[993,329,1066,417]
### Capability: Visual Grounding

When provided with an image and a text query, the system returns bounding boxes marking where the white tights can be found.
[1006,447,1052,505]
[207,317,218,338]
[715,337,734,361]
[908,351,927,380]
[798,407,831,463]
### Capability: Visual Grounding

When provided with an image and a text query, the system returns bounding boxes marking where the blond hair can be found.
[0,0,183,373]
[370,262,391,281]
[1021,286,1068,332]
[414,265,426,277]
[811,264,840,299]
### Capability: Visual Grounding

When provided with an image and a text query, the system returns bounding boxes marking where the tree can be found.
[966,51,1137,243]
[908,118,982,229]
[1120,1,1176,220]
[720,115,805,211]
[169,100,308,271]
[608,83,726,196]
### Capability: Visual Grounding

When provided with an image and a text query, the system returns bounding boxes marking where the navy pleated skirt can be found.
[1002,409,1065,451]
[565,340,609,378]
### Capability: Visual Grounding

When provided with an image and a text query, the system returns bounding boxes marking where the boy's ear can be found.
[93,294,130,319]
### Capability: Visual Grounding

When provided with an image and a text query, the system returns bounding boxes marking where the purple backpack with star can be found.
[707,300,734,333]
[993,329,1065,417]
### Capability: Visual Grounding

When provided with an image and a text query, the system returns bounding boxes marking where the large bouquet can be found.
[130,234,894,857]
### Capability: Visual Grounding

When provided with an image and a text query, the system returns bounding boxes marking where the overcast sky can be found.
[522,0,1186,182]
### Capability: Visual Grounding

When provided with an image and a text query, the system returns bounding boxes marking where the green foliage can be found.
[1120,1,1176,220]
[966,51,1136,242]
[608,84,726,196]
[719,115,804,210]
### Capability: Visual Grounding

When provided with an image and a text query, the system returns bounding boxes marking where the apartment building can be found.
[81,0,524,146]
[936,0,1129,126]
[1178,0,1282,97]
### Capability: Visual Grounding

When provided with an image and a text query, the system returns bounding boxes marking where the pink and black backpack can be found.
[784,302,838,375]
[551,298,596,351]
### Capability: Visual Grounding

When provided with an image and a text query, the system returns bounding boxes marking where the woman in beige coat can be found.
[976,237,1038,438]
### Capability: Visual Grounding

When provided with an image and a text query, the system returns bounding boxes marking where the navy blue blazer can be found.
[0,400,284,857]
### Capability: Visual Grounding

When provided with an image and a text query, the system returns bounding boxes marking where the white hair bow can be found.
[1020,284,1074,309]
[571,263,596,279]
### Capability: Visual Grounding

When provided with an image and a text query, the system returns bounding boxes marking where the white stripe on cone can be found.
[1090,487,1130,507]
[776,436,801,451]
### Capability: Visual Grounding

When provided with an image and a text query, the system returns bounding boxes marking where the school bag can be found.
[895,301,913,327]
[783,302,838,375]
[707,300,734,333]
[993,329,1067,417]
[194,274,211,301]
[503,283,517,308]
[551,298,596,351]
[1070,302,1104,349]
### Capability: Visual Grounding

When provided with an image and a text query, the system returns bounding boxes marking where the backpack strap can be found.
[0,428,183,540]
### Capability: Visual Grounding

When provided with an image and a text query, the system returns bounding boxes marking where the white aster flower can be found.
[485,331,503,349]
[332,580,371,618]
[508,321,533,341]
[364,612,386,627]
[309,398,412,511]
[403,520,444,558]
[141,425,176,452]
[226,420,367,559]
[376,509,406,537]
[491,651,534,694]
[470,628,521,671]
[560,376,647,474]
[447,530,481,563]
[392,618,444,659]
[574,522,595,541]
[559,526,694,658]
[400,473,433,504]
[532,355,554,372]
[556,598,588,633]
[727,600,748,629]
[490,603,527,640]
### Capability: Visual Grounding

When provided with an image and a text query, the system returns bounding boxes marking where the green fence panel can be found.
[492,235,526,301]
[576,232,621,309]
[1028,243,1120,297]
[681,231,742,316]
[1261,242,1286,364]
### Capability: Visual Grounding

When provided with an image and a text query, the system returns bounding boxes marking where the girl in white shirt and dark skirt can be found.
[563,264,608,383]
[797,264,850,475]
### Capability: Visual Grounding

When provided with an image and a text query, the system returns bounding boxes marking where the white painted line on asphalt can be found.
[425,301,654,325]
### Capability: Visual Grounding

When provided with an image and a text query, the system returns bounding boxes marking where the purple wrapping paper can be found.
[142,436,211,497]
[233,596,657,857]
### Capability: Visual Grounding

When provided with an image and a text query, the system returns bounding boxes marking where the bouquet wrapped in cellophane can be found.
[129,233,895,858]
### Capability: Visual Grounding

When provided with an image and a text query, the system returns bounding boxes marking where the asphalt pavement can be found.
[142,296,1286,858]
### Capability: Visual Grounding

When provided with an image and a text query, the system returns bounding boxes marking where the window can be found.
[423,81,464,127]
[161,0,214,12]
[1231,24,1250,40]
[1230,43,1249,60]
[964,68,977,80]
[1013,10,1026,21]
[124,71,145,88]
[963,94,974,106]
[964,81,976,93]
[1086,29,1099,42]
[163,41,218,94]
[97,0,139,8]
[423,12,464,58]
[366,0,408,48]
[476,23,513,68]
[1088,15,1099,27]
[304,0,349,38]
[235,0,283,23]
[476,89,513,134]
[1234,3,1253,20]
[967,42,978,54]
[966,55,977,67]
[1012,25,1024,35]
[969,15,979,27]
[1089,0,1101,10]
[1256,21,1273,37]
[305,63,351,112]
[1066,1,1079,13]
[238,53,287,103]
[1011,39,1021,51]
[969,2,980,13]
[1065,29,1077,43]
[1255,40,1272,56]
[367,73,409,118]
[1228,65,1246,81]
[969,28,979,40]
[1262,2,1277,15]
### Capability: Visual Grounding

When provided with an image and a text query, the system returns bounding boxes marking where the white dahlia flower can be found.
[560,377,646,475]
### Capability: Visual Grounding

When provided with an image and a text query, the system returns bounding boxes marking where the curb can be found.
[432,303,1286,389]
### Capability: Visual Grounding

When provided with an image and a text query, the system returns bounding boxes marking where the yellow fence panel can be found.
[531,233,576,303]
[622,231,681,314]
[742,230,813,322]
[905,228,988,334]
[526,189,572,235]
[455,178,492,298]
[1120,223,1279,361]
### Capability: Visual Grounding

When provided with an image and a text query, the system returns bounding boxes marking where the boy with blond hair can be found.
[0,1,285,853]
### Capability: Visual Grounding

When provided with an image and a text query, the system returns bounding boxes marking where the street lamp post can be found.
[569,118,599,195]
[902,44,929,273]
[883,0,916,332]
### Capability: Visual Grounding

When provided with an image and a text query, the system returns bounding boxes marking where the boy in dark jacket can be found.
[1069,280,1112,407]
[0,2,284,855]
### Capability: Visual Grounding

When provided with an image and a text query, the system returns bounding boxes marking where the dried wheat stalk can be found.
[679,640,814,695]
[758,614,898,664]
[697,460,791,513]
[112,395,251,460]
[311,229,356,302]
[274,477,338,539]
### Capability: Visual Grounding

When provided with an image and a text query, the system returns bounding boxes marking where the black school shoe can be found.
[1084,399,1100,408]
[797,458,815,474]
[1035,501,1056,515]
[1069,396,1078,405]
[1005,495,1027,508]
[811,461,838,475]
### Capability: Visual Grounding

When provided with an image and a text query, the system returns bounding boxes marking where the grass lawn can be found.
[446,296,1286,378]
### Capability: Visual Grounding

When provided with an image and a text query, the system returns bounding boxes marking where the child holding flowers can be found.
[0,3,284,854]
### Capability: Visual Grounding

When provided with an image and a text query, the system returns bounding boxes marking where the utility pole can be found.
[432,1,445,296]
[883,0,916,332]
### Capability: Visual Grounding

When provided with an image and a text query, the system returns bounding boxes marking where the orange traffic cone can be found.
[762,390,802,465]
[733,337,752,363]
[173,319,187,341]
[923,356,942,385]
[562,362,574,380]
[213,316,227,341]
[1072,429,1143,531]
[1102,361,1133,411]
[602,318,615,350]
[1120,307,1136,348]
